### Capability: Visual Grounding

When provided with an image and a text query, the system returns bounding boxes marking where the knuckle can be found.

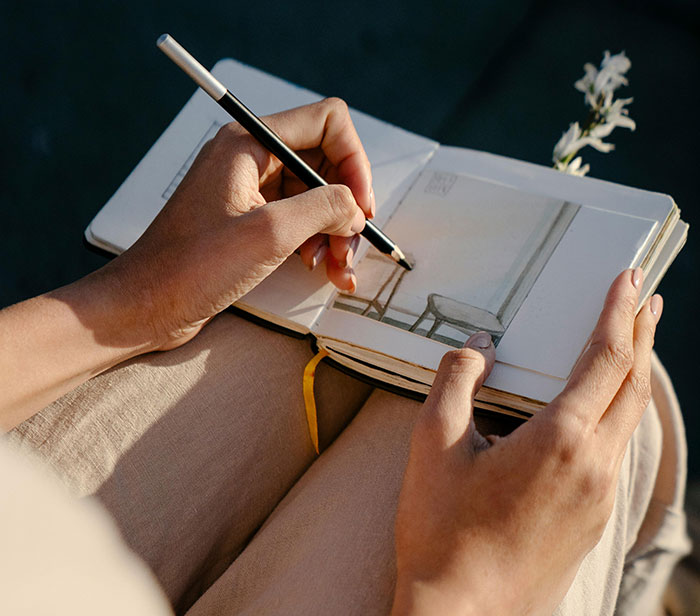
[325,184,356,216]
[577,462,614,505]
[211,123,250,155]
[628,370,652,409]
[438,348,486,375]
[322,96,350,116]
[546,413,589,464]
[217,121,245,140]
[598,336,634,377]
[619,292,638,318]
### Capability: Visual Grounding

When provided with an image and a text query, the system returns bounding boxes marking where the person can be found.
[0,99,690,615]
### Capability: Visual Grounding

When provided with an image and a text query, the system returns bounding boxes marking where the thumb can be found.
[259,184,366,253]
[420,332,495,449]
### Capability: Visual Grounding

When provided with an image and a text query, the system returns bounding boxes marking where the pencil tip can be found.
[391,247,413,271]
[398,257,413,271]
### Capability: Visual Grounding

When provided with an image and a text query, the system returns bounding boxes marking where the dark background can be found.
[1,1,697,478]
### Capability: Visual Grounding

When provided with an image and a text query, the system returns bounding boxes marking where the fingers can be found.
[326,258,357,293]
[418,332,495,450]
[301,233,360,269]
[597,294,662,450]
[249,184,364,268]
[262,98,374,217]
[224,98,373,290]
[329,234,360,268]
[289,185,363,292]
[299,234,359,292]
[326,234,360,292]
[550,268,642,425]
[299,235,328,271]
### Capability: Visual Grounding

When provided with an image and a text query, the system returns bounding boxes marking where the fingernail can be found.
[369,188,376,219]
[345,234,361,268]
[310,244,328,271]
[347,271,357,295]
[351,209,366,234]
[632,267,643,289]
[465,331,491,349]
[650,294,663,319]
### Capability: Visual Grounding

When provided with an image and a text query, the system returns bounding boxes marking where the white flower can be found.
[574,63,597,92]
[600,50,631,80]
[553,123,581,161]
[556,156,590,177]
[574,62,599,107]
[588,122,617,139]
[601,96,636,131]
[553,122,614,163]
[574,51,631,107]
[554,51,635,177]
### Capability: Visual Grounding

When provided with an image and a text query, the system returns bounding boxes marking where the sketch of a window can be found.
[333,171,580,348]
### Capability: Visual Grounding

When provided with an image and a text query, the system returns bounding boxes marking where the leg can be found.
[186,389,421,616]
[7,312,373,613]
[187,355,689,616]
[186,391,517,616]
[614,352,692,614]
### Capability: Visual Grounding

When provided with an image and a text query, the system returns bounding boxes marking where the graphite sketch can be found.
[333,170,580,348]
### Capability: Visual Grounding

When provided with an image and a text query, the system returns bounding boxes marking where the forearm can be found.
[0,101,372,432]
[391,581,481,616]
[0,265,158,432]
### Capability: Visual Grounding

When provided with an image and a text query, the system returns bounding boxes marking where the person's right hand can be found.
[100,98,372,352]
[392,268,661,615]
[0,98,373,430]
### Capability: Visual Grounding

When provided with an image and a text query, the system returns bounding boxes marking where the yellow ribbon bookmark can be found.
[302,349,329,455]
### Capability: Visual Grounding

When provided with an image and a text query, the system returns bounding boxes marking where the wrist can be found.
[57,259,163,362]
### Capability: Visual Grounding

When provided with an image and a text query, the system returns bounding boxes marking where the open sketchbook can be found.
[86,59,688,418]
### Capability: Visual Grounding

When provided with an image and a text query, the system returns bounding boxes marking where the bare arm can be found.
[0,270,156,431]
[0,98,371,431]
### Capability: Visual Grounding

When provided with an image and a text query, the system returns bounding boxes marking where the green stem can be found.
[554,93,604,169]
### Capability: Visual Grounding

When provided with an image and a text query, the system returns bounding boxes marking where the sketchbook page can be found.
[315,310,568,403]
[316,169,657,388]
[86,58,437,332]
[433,146,677,224]
[393,215,685,404]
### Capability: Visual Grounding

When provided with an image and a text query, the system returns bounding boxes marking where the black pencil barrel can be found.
[157,35,410,269]
[218,91,406,264]
[219,92,326,188]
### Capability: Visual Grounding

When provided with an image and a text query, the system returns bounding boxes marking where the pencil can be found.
[156,33,412,272]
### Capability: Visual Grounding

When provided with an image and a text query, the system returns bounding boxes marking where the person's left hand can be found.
[392,269,662,615]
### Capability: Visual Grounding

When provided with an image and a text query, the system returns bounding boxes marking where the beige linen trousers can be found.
[3,313,691,615]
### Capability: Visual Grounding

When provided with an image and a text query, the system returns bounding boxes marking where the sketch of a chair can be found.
[359,264,409,320]
[334,255,410,321]
[334,198,579,347]
[408,294,506,340]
